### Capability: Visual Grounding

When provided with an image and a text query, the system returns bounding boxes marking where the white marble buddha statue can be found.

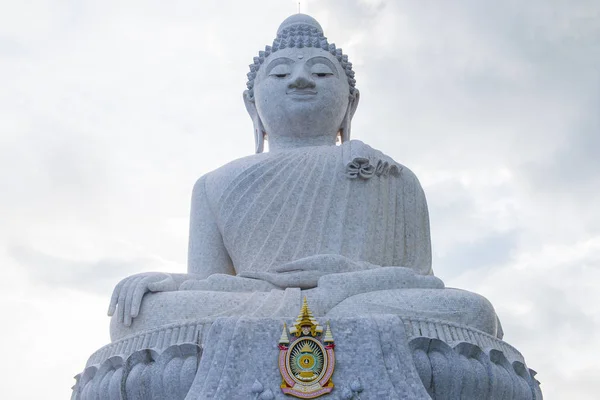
[107,14,501,342]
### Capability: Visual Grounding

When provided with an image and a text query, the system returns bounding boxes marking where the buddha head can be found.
[244,14,360,153]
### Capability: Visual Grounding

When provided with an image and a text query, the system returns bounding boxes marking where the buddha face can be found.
[251,47,353,142]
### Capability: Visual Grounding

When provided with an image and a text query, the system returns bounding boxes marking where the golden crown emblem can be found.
[278,297,335,399]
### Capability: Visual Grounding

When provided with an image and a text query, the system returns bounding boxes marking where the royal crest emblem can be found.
[279,298,335,399]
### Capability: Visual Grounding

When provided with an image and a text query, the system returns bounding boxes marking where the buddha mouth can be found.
[287,89,318,97]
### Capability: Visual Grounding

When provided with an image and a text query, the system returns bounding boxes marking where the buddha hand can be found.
[239,254,375,289]
[107,272,178,326]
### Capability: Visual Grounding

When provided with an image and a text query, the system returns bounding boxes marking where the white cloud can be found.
[450,237,600,399]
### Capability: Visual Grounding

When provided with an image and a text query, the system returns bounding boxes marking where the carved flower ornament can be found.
[346,157,374,179]
[346,157,401,180]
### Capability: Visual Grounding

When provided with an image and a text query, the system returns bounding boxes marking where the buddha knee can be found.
[325,288,500,337]
[441,288,500,337]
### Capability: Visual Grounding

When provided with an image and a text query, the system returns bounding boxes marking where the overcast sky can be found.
[1,0,599,398]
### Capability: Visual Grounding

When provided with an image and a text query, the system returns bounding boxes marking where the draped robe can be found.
[195,140,432,277]
[111,141,501,341]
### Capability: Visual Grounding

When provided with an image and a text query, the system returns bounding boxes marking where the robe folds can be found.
[199,140,433,277]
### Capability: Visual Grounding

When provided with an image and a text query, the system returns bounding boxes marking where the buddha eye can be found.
[310,63,335,78]
[269,64,291,78]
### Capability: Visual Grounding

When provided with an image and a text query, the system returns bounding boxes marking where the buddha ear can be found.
[340,89,360,143]
[243,90,266,154]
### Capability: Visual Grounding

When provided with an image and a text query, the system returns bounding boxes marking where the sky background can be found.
[1,0,599,398]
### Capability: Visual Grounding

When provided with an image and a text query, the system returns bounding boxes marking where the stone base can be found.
[73,316,542,399]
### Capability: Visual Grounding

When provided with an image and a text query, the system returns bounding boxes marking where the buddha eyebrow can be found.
[305,56,339,77]
[265,57,295,75]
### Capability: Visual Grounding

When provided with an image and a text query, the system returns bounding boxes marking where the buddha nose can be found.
[288,69,316,90]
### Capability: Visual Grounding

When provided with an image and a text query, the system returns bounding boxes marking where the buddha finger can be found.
[312,254,361,271]
[238,271,290,287]
[108,278,126,316]
[275,256,338,272]
[123,276,143,326]
[118,277,138,325]
[275,255,355,273]
[280,271,323,289]
[117,278,133,323]
[274,259,313,272]
[238,271,270,281]
[247,270,322,289]
[130,276,153,319]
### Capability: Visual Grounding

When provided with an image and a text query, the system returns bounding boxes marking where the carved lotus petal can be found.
[346,157,375,180]
[259,389,274,400]
[375,160,388,176]
[251,379,263,393]
[345,161,360,179]
[350,379,363,392]
[341,387,354,399]
[359,163,375,179]
[353,157,369,165]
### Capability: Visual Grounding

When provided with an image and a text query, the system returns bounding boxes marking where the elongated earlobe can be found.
[254,125,265,154]
[340,90,360,143]
[243,90,266,153]
[257,131,265,153]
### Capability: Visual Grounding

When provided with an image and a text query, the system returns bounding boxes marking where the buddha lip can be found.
[287,90,317,95]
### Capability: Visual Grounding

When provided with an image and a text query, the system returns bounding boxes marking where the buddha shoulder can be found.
[192,142,424,206]
[191,152,272,204]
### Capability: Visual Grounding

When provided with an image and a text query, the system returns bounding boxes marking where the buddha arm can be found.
[187,174,235,278]
[404,169,433,276]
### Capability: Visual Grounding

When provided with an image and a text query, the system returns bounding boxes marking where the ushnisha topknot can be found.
[246,14,357,100]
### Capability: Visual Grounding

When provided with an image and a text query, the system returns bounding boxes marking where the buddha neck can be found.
[267,134,337,153]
